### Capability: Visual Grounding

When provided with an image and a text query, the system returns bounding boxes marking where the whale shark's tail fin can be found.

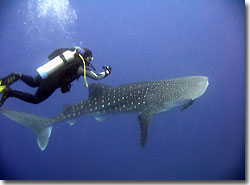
[0,108,52,151]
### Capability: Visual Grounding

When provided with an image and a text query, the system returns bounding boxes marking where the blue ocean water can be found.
[0,0,245,180]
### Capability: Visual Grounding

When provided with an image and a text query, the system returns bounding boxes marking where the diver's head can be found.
[78,48,93,63]
[77,47,96,71]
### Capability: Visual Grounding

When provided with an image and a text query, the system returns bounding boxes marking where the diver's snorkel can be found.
[76,48,89,88]
[76,47,95,88]
[78,54,88,88]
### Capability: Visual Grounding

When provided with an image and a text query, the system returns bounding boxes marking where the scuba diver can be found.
[0,47,112,107]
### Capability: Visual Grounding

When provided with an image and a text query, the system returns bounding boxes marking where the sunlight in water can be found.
[36,0,77,26]
[26,0,77,37]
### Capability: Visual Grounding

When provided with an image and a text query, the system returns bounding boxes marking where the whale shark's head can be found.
[154,76,208,113]
[187,76,209,100]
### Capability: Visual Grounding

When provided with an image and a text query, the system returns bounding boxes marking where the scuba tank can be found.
[37,50,77,79]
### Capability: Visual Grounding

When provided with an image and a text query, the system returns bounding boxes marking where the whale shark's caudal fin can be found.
[0,108,52,151]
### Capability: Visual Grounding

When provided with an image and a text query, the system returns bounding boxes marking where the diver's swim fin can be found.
[0,87,11,107]
[0,73,20,93]
[0,81,6,93]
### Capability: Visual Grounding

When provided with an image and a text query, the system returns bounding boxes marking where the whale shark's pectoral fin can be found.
[138,108,156,148]
[181,100,195,112]
[95,115,107,122]
[67,119,76,126]
[36,126,52,151]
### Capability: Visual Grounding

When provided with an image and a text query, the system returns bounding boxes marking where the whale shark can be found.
[0,76,209,151]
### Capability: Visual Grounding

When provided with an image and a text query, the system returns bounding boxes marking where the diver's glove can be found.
[103,66,112,77]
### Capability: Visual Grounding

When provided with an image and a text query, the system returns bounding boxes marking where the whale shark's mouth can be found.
[199,79,209,97]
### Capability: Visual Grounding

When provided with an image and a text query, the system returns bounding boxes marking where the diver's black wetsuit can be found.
[7,69,106,104]
[2,47,111,105]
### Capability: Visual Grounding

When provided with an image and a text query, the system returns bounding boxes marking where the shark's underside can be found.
[0,76,209,150]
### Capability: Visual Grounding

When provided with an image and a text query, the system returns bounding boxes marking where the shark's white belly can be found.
[157,100,192,113]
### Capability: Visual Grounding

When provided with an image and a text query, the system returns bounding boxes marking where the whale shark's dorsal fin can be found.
[63,104,72,112]
[62,104,77,126]
[88,83,112,99]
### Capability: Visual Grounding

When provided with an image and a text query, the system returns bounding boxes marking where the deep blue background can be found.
[0,0,245,180]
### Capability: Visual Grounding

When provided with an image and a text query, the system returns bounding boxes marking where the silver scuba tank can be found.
[37,50,77,79]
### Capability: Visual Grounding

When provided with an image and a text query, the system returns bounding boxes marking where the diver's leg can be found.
[0,88,12,107]
[1,89,43,105]
[33,82,58,103]
[0,82,58,106]
[0,77,59,106]
[0,73,41,93]
[10,90,39,103]
[20,74,42,87]
[0,89,54,106]
[0,88,39,106]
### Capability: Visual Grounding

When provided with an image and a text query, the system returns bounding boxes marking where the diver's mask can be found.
[86,56,96,71]
[77,48,96,71]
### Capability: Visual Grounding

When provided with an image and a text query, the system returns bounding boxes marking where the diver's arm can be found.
[87,66,112,80]
[86,70,106,80]
[78,66,111,80]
